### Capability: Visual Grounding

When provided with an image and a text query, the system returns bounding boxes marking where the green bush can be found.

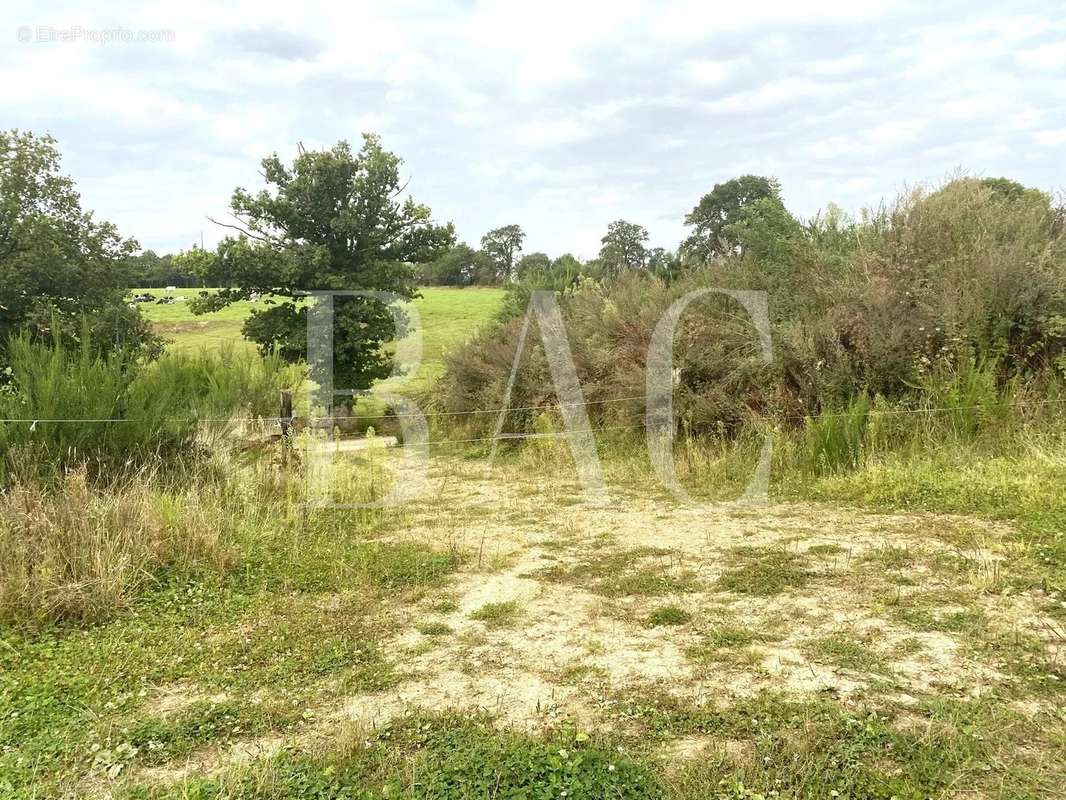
[436,176,1066,440]
[0,334,302,483]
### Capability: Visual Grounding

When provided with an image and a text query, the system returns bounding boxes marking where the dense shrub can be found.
[804,179,1066,400]
[0,335,302,483]
[436,177,1066,437]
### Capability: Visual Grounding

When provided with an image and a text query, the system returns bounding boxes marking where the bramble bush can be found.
[436,177,1066,444]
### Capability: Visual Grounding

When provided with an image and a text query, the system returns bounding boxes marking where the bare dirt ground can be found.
[127,454,1064,789]
[348,462,1042,720]
[101,452,1066,800]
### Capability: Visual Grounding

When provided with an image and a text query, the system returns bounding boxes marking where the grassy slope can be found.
[135,286,505,394]
[135,289,259,353]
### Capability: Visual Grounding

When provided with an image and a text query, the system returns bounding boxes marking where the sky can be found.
[4,1,1066,259]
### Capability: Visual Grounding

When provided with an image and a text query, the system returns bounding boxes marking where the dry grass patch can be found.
[469,600,522,629]
[534,546,700,598]
[0,470,229,626]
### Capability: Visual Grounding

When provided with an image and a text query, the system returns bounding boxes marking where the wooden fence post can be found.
[279,390,293,439]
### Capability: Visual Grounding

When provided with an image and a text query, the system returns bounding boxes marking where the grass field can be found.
[3,437,1065,798]
[135,287,505,395]
[2,290,1063,798]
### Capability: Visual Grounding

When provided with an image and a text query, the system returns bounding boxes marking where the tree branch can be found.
[206,215,275,245]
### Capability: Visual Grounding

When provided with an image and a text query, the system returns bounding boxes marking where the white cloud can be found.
[650,0,898,43]
[684,58,741,86]
[512,118,592,148]
[1018,40,1066,69]
[2,0,1064,257]
[809,54,866,77]
[867,120,927,147]
[1034,129,1066,147]
[702,77,835,114]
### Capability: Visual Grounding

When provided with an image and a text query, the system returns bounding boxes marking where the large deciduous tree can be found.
[515,252,551,279]
[480,224,525,282]
[599,219,649,276]
[186,135,454,400]
[422,243,497,286]
[0,129,157,362]
[681,175,782,262]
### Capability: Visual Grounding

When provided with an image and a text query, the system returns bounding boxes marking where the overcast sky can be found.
[4,1,1065,259]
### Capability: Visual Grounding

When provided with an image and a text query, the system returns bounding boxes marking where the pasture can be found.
[135,286,506,395]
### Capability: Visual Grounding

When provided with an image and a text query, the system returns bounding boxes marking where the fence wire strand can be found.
[1,397,1064,448]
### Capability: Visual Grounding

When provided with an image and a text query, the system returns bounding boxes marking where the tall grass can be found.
[789,363,1060,476]
[912,360,1014,440]
[797,394,871,474]
[519,365,1066,514]
[0,335,305,624]
[0,335,302,483]
[0,468,231,627]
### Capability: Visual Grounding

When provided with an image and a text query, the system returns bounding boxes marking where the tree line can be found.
[3,128,1057,406]
[419,176,784,287]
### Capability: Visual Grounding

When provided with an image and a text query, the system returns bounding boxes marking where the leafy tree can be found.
[980,177,1035,203]
[646,247,682,280]
[0,129,157,362]
[124,249,200,288]
[421,243,499,286]
[186,135,454,400]
[470,250,500,284]
[480,224,525,281]
[423,243,477,286]
[681,175,782,262]
[598,219,648,276]
[498,253,586,320]
[515,251,551,279]
[551,253,583,277]
[722,196,804,267]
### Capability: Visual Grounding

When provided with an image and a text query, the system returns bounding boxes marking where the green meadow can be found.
[135,286,506,395]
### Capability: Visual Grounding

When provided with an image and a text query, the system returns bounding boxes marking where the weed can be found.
[807,543,845,557]
[686,626,774,666]
[430,597,460,613]
[861,545,915,570]
[803,633,888,674]
[0,470,229,626]
[352,542,460,590]
[119,713,663,799]
[537,548,699,598]
[417,621,453,636]
[121,700,295,767]
[469,600,522,629]
[645,606,692,627]
[715,547,813,596]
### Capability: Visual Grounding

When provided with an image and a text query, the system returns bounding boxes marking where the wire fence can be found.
[1,395,1063,446]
